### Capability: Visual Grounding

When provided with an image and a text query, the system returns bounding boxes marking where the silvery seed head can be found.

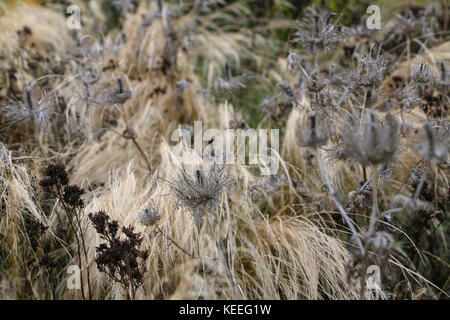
[277,82,295,99]
[214,62,249,94]
[277,81,302,104]
[194,0,211,15]
[393,194,434,213]
[175,79,188,92]
[369,231,394,258]
[411,61,434,84]
[341,111,399,165]
[167,163,230,214]
[348,44,388,92]
[136,205,161,227]
[138,1,179,32]
[324,144,346,165]
[378,163,395,182]
[296,113,329,147]
[292,5,345,54]
[249,174,288,198]
[397,84,421,111]
[309,89,337,115]
[1,87,55,127]
[416,122,448,163]
[304,70,327,93]
[391,10,434,39]
[348,181,372,210]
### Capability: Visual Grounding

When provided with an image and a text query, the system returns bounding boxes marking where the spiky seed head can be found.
[296,113,329,147]
[292,5,345,54]
[341,111,399,165]
[416,122,448,163]
[411,61,434,84]
[136,206,161,227]
[167,164,230,214]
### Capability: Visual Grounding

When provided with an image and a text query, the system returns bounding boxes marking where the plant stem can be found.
[368,166,378,237]
[74,212,92,299]
[316,151,364,251]
[155,224,193,257]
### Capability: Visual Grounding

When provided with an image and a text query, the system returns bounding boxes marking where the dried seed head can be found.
[345,229,394,285]
[393,194,434,213]
[369,231,394,258]
[214,63,249,94]
[416,122,448,163]
[1,87,55,127]
[136,206,161,227]
[194,0,211,15]
[411,61,434,84]
[39,163,69,191]
[167,163,230,214]
[175,79,188,92]
[296,113,329,147]
[390,10,432,38]
[258,95,292,122]
[397,84,421,111]
[341,112,399,165]
[277,82,295,99]
[348,181,372,210]
[112,0,136,13]
[348,44,388,92]
[292,5,345,54]
[305,70,327,93]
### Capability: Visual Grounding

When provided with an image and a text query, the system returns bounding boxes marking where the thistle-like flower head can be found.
[296,113,330,147]
[415,122,448,163]
[341,111,399,165]
[214,62,249,94]
[136,205,162,227]
[167,163,230,213]
[292,5,345,54]
[411,61,434,84]
[0,87,55,128]
[348,44,388,92]
[397,84,422,111]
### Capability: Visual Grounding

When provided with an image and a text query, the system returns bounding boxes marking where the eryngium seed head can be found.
[292,5,345,54]
[304,70,327,93]
[167,164,230,212]
[214,63,249,94]
[341,112,399,165]
[348,44,388,91]
[416,122,448,163]
[296,113,329,147]
[411,61,434,84]
[136,206,161,227]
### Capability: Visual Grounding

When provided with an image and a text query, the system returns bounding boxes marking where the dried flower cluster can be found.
[89,210,148,299]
